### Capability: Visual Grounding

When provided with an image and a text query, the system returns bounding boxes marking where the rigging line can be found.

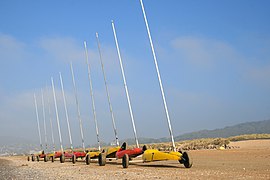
[59,72,74,151]
[140,0,176,151]
[46,85,56,152]
[111,21,139,148]
[51,77,64,153]
[41,89,48,152]
[70,62,86,151]
[84,41,102,150]
[95,33,120,147]
[34,93,43,150]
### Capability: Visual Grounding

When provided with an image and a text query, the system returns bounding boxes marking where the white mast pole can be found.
[84,41,101,150]
[139,0,176,151]
[59,72,74,151]
[34,93,43,150]
[41,89,48,152]
[46,85,56,152]
[70,62,86,151]
[51,77,64,153]
[95,33,120,147]
[111,21,139,148]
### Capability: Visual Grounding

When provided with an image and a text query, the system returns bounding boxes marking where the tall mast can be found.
[59,72,74,151]
[70,62,85,151]
[51,77,64,153]
[41,89,48,151]
[111,21,139,148]
[139,0,176,151]
[95,33,120,147]
[84,41,101,150]
[34,93,43,151]
[46,85,56,152]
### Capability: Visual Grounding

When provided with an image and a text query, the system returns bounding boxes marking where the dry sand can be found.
[1,139,270,179]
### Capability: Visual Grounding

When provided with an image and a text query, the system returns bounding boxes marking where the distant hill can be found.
[121,119,270,145]
[174,119,270,141]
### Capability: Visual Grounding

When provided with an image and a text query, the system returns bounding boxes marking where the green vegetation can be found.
[70,133,270,152]
[228,133,270,142]
[140,134,270,151]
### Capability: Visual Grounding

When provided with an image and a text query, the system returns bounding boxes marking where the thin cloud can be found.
[39,37,85,64]
[0,90,36,138]
[170,36,270,87]
[38,36,120,75]
[171,36,239,68]
[0,33,27,62]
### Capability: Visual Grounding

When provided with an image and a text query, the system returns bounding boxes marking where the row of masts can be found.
[33,0,176,153]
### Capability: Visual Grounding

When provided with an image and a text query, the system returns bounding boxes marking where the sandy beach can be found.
[1,140,270,179]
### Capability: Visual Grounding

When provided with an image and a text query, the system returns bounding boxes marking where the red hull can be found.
[39,154,46,158]
[53,152,63,158]
[73,151,86,158]
[50,151,86,159]
[63,152,73,158]
[116,148,143,159]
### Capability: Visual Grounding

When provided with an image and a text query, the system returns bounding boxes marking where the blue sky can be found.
[1,0,270,149]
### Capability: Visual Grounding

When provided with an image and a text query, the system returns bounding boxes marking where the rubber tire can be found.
[85,154,90,165]
[72,154,76,164]
[51,156,55,162]
[60,154,65,163]
[31,155,35,161]
[98,153,106,166]
[122,154,129,168]
[36,156,40,162]
[27,156,30,161]
[182,152,193,168]
[44,155,48,162]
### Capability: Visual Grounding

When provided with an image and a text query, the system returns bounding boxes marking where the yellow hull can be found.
[47,153,55,157]
[87,151,100,159]
[106,147,120,158]
[107,147,120,155]
[86,147,120,159]
[142,149,182,162]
